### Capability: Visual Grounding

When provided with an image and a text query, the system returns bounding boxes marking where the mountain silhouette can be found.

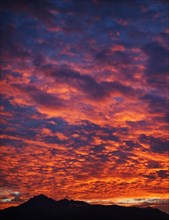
[0,194,168,220]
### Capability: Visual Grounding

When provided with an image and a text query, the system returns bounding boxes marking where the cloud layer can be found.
[0,0,168,213]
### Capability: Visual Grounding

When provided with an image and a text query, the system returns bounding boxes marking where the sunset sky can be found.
[0,0,169,214]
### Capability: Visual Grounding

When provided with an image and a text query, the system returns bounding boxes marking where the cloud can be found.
[125,141,141,148]
[146,161,161,169]
[49,65,136,101]
[142,42,169,88]
[1,0,57,26]
[140,93,168,119]
[0,189,21,204]
[139,134,169,153]
[16,84,65,108]
[151,140,168,153]
[143,42,168,76]
[157,170,169,178]
[95,49,132,65]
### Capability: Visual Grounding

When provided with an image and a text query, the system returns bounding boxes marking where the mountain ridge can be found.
[0,194,168,220]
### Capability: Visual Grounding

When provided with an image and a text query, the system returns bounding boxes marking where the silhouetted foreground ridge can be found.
[0,194,168,220]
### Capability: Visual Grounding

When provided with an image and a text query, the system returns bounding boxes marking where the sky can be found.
[0,0,169,214]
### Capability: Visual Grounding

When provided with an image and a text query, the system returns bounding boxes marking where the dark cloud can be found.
[157,170,169,178]
[91,145,105,153]
[0,138,25,148]
[101,134,119,142]
[95,49,133,66]
[142,42,169,88]
[42,136,65,145]
[112,149,136,165]
[0,23,31,63]
[49,65,135,101]
[147,160,161,169]
[113,150,129,160]
[142,173,156,180]
[141,93,168,114]
[1,0,56,26]
[143,42,168,76]
[13,84,66,109]
[125,141,141,148]
[50,66,111,100]
[126,120,148,128]
[151,140,168,153]
[139,134,169,153]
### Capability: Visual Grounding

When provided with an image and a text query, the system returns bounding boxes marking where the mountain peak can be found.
[21,194,57,209]
[33,194,49,200]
